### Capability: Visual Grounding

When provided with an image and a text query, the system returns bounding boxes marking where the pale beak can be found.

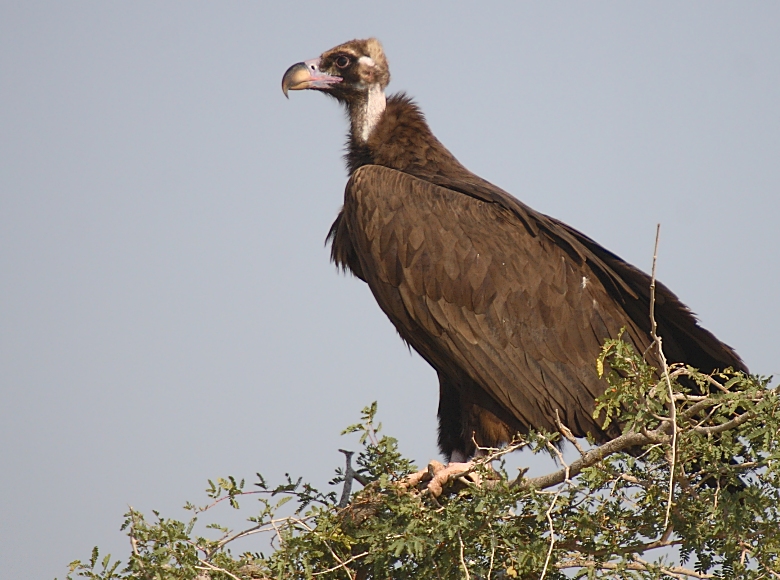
[282,58,342,98]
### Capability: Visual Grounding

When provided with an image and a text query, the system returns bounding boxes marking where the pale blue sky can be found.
[1,3,778,578]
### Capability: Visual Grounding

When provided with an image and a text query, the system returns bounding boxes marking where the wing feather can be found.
[343,165,644,437]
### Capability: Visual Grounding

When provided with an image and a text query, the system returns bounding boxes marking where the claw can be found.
[401,460,482,497]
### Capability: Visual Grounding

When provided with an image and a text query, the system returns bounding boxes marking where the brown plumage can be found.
[282,38,746,461]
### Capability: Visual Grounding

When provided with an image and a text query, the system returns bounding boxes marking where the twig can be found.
[477,438,530,462]
[681,399,721,422]
[487,523,496,580]
[311,551,369,577]
[765,565,780,579]
[215,514,315,551]
[649,224,677,530]
[690,406,721,429]
[539,468,570,580]
[458,531,471,580]
[538,436,571,580]
[637,554,713,580]
[193,488,267,514]
[555,409,587,457]
[295,517,357,579]
[546,437,568,468]
[194,560,242,580]
[128,507,140,558]
[272,517,290,552]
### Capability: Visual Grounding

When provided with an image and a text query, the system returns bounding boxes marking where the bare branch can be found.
[128,507,140,558]
[487,523,496,580]
[555,408,587,457]
[539,450,570,580]
[693,411,755,435]
[458,531,471,580]
[311,551,369,577]
[515,430,666,490]
[648,224,677,530]
[338,449,367,508]
[194,560,243,580]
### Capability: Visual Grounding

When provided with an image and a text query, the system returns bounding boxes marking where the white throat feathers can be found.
[355,84,386,143]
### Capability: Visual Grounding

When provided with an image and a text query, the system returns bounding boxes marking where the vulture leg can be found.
[437,371,523,458]
[400,373,519,497]
[400,459,482,498]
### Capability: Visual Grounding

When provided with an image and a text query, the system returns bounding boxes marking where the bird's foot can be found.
[400,460,482,498]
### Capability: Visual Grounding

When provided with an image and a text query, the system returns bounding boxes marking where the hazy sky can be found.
[1,3,778,578]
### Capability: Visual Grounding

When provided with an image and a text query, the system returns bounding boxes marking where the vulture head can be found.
[282,38,390,142]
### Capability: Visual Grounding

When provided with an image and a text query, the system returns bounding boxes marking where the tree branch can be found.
[338,449,368,508]
[515,430,666,490]
[693,411,755,435]
[557,556,714,579]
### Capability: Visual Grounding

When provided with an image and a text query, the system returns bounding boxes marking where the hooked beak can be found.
[281,58,342,98]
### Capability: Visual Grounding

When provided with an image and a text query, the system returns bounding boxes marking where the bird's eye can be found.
[335,55,350,69]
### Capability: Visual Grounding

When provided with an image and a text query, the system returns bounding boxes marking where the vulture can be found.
[281,38,746,465]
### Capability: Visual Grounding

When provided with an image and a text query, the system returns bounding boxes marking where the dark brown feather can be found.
[293,40,746,459]
[330,95,745,459]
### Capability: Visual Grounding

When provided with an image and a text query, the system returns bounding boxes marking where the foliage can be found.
[62,340,779,579]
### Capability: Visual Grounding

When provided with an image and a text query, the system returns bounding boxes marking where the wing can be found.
[341,165,653,437]
[422,171,746,374]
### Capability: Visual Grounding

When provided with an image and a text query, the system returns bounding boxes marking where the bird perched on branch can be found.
[281,38,746,470]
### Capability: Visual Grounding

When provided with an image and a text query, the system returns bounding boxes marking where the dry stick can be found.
[296,518,358,580]
[338,450,355,508]
[215,514,315,551]
[338,449,368,508]
[555,409,587,457]
[649,223,677,530]
[539,439,571,580]
[194,560,243,580]
[539,487,564,580]
[128,507,140,558]
[487,523,496,580]
[269,517,284,551]
[311,552,370,577]
[458,531,471,580]
[767,566,780,579]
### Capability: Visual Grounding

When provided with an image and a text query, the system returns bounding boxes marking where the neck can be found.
[346,93,468,179]
[349,85,386,144]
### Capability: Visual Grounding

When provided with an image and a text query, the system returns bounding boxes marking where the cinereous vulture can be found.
[281,38,746,466]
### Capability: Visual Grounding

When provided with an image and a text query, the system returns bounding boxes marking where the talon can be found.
[401,460,483,497]
[427,460,446,477]
[401,460,445,490]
